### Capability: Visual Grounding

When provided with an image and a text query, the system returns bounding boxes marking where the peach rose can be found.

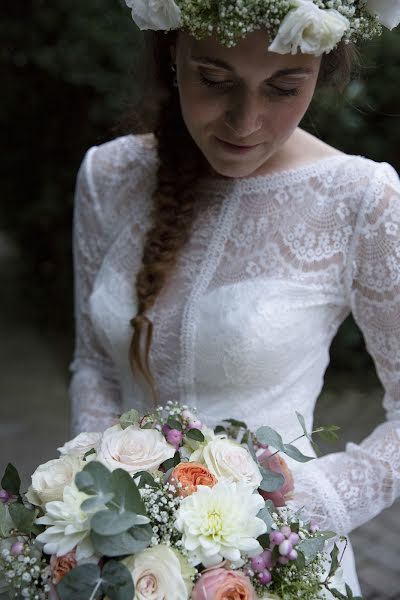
[170,462,217,496]
[257,448,294,507]
[50,549,77,584]
[192,568,256,600]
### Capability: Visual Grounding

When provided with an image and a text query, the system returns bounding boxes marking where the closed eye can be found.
[198,73,299,97]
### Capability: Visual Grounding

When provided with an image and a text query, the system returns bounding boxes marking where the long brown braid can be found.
[127,33,357,402]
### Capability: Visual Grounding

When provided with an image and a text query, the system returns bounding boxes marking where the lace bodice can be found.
[69,134,400,554]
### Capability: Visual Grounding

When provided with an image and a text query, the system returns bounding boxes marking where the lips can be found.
[218,138,259,148]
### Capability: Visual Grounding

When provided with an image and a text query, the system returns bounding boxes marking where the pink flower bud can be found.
[188,420,203,430]
[10,542,24,556]
[280,525,291,538]
[0,489,11,503]
[288,532,299,546]
[166,428,183,448]
[258,569,272,585]
[309,521,320,533]
[260,549,274,569]
[278,556,289,565]
[162,423,171,436]
[288,549,298,561]
[278,540,292,557]
[269,531,285,545]
[250,555,266,572]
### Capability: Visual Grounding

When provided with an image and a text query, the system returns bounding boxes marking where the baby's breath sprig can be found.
[141,478,183,548]
[0,540,50,599]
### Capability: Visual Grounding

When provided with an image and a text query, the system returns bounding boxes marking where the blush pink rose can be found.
[192,568,256,600]
[258,448,294,507]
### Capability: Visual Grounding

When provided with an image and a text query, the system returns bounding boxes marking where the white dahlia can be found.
[174,479,266,567]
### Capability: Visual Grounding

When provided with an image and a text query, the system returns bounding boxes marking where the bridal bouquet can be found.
[0,403,362,600]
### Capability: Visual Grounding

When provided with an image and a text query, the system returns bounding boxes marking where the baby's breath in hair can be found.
[176,0,382,48]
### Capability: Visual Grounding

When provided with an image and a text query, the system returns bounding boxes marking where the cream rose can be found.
[96,425,175,474]
[365,0,400,30]
[58,432,102,458]
[26,455,82,507]
[268,1,350,56]
[194,438,262,490]
[125,0,181,31]
[123,545,195,600]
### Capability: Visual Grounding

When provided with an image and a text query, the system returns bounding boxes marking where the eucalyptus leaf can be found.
[246,436,258,462]
[294,549,306,571]
[110,469,146,515]
[91,510,149,536]
[75,461,113,497]
[81,493,114,512]
[0,503,13,537]
[119,409,140,429]
[317,429,340,443]
[259,468,284,492]
[91,524,152,556]
[101,560,135,600]
[222,418,248,429]
[185,428,205,442]
[329,589,347,600]
[297,536,325,563]
[9,503,36,535]
[256,426,285,452]
[163,467,174,484]
[296,412,312,442]
[57,564,102,599]
[1,464,21,497]
[257,504,274,533]
[135,471,158,489]
[282,443,314,463]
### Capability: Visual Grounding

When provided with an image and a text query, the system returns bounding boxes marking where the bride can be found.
[69,0,400,595]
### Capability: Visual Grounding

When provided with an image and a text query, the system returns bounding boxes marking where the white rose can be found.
[58,432,102,458]
[26,455,82,507]
[96,425,175,474]
[269,1,350,56]
[125,0,181,31]
[123,545,195,600]
[365,0,400,30]
[196,437,262,490]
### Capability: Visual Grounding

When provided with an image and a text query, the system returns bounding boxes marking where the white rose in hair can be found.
[269,1,350,56]
[26,455,83,507]
[58,432,102,458]
[196,437,262,490]
[125,0,181,31]
[365,0,400,30]
[96,424,175,474]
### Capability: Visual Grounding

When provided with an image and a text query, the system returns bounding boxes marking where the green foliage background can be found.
[2,1,400,371]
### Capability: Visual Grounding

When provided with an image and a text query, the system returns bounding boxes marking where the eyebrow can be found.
[190,56,314,77]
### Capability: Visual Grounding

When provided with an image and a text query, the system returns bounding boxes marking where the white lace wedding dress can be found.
[69,133,400,595]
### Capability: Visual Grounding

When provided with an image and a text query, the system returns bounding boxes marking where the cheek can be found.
[179,87,221,129]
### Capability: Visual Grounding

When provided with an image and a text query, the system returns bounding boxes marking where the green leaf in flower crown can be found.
[9,503,37,535]
[185,428,205,442]
[75,461,113,497]
[1,464,21,497]
[0,503,14,537]
[91,510,149,536]
[110,469,147,515]
[259,467,285,492]
[119,409,140,429]
[57,564,102,599]
[222,418,248,429]
[101,560,135,600]
[91,524,153,557]
[282,443,314,463]
[255,426,285,452]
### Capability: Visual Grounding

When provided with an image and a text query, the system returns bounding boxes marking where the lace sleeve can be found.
[289,162,400,535]
[69,148,122,435]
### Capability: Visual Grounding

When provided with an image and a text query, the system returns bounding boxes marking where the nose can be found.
[224,90,263,139]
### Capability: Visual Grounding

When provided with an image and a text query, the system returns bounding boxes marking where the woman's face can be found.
[173,29,322,178]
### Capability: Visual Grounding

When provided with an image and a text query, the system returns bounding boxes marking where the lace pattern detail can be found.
[70,134,400,543]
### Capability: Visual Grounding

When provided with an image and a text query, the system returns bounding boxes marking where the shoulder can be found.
[81,133,158,191]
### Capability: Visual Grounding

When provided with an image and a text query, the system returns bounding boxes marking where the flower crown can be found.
[125,0,400,56]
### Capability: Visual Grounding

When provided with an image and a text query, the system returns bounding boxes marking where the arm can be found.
[69,147,122,436]
[289,162,400,535]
